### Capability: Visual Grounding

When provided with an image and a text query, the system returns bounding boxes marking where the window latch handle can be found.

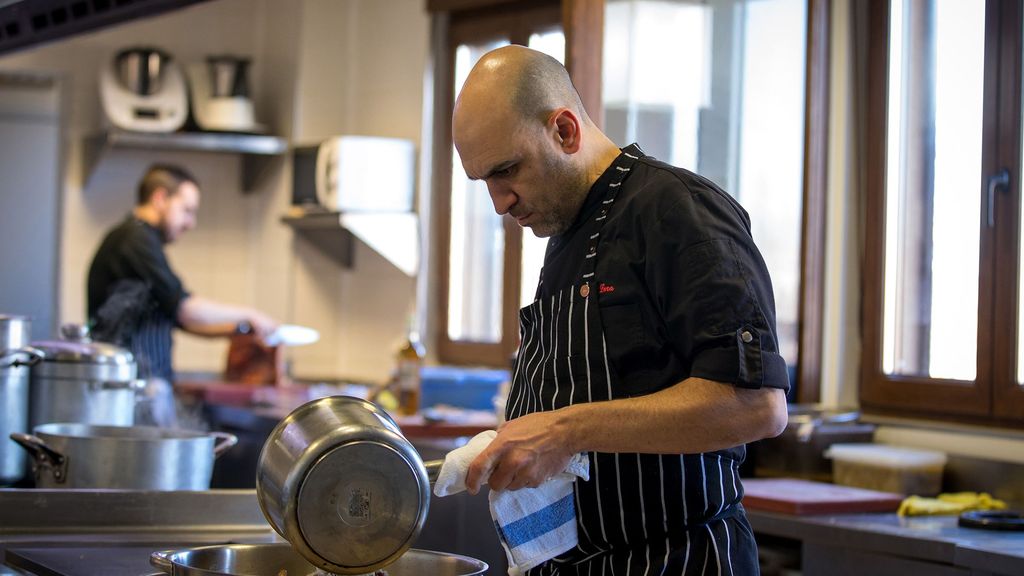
[987,168,1011,228]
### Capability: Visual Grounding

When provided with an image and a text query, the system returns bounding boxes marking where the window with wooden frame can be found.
[859,0,1024,426]
[432,1,565,367]
[431,0,830,406]
[600,0,829,401]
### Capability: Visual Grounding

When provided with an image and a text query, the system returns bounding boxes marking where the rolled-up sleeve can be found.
[648,196,790,391]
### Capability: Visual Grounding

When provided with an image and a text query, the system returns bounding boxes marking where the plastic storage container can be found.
[419,366,509,411]
[825,443,947,496]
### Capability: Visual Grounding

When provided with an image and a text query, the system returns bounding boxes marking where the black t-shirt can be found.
[538,148,790,395]
[87,216,189,379]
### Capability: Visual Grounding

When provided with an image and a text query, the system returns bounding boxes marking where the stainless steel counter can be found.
[0,489,278,575]
[0,487,506,575]
[747,507,1024,575]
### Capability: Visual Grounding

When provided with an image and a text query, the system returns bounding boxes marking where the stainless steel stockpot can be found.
[10,423,236,489]
[0,315,42,484]
[256,396,443,575]
[150,543,487,576]
[28,328,141,429]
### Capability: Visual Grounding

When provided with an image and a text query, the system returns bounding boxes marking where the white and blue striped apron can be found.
[508,145,759,575]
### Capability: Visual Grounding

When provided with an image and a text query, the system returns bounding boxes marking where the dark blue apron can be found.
[507,145,760,576]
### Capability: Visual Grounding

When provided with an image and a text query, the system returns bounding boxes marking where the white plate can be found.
[265,324,320,347]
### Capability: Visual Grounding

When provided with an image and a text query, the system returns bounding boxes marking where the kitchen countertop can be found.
[746,507,1024,574]
[0,487,506,575]
[2,490,1019,575]
[180,379,498,439]
[0,489,278,576]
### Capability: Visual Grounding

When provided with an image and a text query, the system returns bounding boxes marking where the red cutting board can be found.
[742,478,904,515]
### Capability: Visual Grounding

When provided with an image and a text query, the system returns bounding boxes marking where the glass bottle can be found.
[396,326,425,416]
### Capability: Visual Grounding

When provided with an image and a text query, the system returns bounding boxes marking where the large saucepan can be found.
[0,315,43,484]
[11,423,236,489]
[256,396,448,575]
[28,326,142,430]
[150,543,487,576]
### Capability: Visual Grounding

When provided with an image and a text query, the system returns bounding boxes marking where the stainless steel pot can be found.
[0,315,42,485]
[256,396,444,575]
[150,543,487,576]
[10,423,236,489]
[29,325,141,429]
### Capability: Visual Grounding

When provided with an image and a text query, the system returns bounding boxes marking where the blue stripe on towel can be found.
[498,493,576,549]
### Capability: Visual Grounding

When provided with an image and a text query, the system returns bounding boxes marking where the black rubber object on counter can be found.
[958,510,1024,531]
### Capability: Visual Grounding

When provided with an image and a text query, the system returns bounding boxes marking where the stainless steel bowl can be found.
[150,543,487,576]
[256,396,443,575]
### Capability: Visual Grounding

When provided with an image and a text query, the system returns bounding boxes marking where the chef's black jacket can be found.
[87,215,189,380]
[540,150,790,405]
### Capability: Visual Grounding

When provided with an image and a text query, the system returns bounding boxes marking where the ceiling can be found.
[0,0,211,57]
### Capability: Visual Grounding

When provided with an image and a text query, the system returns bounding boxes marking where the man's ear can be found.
[148,186,170,209]
[551,108,582,153]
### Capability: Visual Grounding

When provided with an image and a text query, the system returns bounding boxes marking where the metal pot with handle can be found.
[256,396,445,575]
[0,315,43,484]
[10,423,236,489]
[28,324,142,429]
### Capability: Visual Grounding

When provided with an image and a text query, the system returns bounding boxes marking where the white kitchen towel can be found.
[432,430,498,497]
[432,430,590,575]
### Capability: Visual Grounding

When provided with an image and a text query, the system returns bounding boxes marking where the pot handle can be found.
[149,550,174,573]
[424,459,444,486]
[9,432,69,484]
[211,431,238,458]
[795,417,820,443]
[93,379,147,391]
[0,346,44,368]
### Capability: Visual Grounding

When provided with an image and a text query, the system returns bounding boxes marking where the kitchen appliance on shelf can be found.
[292,135,416,212]
[99,47,188,132]
[186,55,262,132]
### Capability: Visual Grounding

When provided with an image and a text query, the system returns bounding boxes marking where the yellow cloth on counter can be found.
[898,492,1008,517]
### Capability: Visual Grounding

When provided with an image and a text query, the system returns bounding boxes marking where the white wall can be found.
[0,0,430,383]
[287,0,428,381]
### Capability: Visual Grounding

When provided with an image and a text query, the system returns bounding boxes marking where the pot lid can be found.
[29,339,134,365]
[296,440,426,572]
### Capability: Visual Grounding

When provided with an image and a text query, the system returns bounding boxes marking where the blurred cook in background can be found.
[87,164,278,426]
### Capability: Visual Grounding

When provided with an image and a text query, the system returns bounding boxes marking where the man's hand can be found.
[247,311,278,343]
[465,409,576,494]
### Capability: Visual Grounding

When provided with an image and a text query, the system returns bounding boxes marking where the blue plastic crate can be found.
[419,366,509,410]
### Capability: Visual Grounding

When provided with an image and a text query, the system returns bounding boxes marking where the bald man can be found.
[454,46,789,575]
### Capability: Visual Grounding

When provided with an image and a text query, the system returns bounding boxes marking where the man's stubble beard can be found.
[529,155,591,238]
